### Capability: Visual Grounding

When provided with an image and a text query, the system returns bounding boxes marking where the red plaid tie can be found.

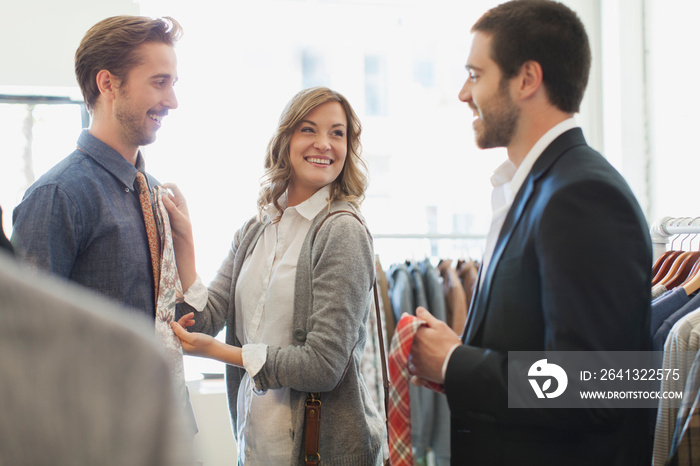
[388,313,445,466]
[135,172,161,302]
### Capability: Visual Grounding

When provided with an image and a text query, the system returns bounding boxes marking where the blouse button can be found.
[125,188,130,193]
[293,328,306,341]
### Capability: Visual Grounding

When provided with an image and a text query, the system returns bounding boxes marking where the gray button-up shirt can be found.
[11,129,158,317]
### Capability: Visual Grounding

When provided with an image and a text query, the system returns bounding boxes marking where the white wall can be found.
[600,0,650,213]
[644,0,700,222]
[0,0,138,89]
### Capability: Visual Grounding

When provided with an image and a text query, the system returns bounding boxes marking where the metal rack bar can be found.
[650,216,700,260]
[373,233,486,240]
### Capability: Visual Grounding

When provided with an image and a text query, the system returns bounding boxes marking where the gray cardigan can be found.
[179,201,385,465]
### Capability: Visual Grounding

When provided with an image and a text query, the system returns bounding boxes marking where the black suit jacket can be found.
[445,128,652,465]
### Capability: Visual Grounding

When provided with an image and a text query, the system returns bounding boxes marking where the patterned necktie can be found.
[388,313,445,466]
[135,172,161,302]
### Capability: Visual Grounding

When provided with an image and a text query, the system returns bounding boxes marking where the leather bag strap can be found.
[304,393,322,465]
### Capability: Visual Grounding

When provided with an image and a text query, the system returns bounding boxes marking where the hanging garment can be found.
[437,260,468,334]
[388,263,414,326]
[653,306,700,464]
[407,262,432,463]
[651,287,691,339]
[457,259,479,311]
[387,313,423,466]
[653,293,700,351]
[667,350,700,465]
[652,284,668,300]
[387,313,446,466]
[361,282,386,420]
[387,260,454,465]
[419,259,451,465]
[388,262,425,459]
[152,186,194,432]
[376,257,395,344]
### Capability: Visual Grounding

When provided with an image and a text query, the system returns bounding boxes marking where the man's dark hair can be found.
[472,0,591,113]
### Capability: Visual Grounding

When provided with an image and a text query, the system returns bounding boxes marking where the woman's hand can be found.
[161,183,197,291]
[176,311,196,328]
[171,312,244,367]
[161,183,192,241]
[171,313,217,358]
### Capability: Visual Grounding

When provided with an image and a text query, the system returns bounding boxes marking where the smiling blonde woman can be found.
[165,87,385,465]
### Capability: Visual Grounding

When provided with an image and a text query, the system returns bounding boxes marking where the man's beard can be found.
[115,91,157,148]
[475,80,519,150]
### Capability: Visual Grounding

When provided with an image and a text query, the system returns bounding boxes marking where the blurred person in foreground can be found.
[0,231,194,465]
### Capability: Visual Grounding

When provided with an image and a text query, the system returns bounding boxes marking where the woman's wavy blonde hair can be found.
[257,87,367,220]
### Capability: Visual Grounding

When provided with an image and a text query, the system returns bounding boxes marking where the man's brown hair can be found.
[74,15,182,112]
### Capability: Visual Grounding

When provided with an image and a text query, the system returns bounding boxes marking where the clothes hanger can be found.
[658,250,693,286]
[664,231,700,290]
[679,256,700,287]
[683,261,700,295]
[652,219,693,285]
[679,219,700,296]
[651,219,686,276]
[653,251,685,285]
[682,258,700,294]
[676,223,700,295]
[653,250,678,277]
[658,230,698,286]
[662,251,700,290]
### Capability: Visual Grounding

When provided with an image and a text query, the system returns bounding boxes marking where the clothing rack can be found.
[372,233,486,266]
[650,217,700,261]
[372,233,485,240]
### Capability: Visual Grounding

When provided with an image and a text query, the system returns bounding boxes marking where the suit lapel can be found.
[463,128,587,344]
[461,264,483,342]
[463,178,535,344]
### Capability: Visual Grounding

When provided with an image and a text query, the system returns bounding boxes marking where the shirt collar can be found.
[294,185,331,221]
[76,129,146,190]
[490,159,517,189]
[263,185,331,222]
[506,117,578,203]
[489,160,516,213]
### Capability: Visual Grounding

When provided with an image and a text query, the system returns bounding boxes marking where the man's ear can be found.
[517,60,543,99]
[95,69,119,102]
